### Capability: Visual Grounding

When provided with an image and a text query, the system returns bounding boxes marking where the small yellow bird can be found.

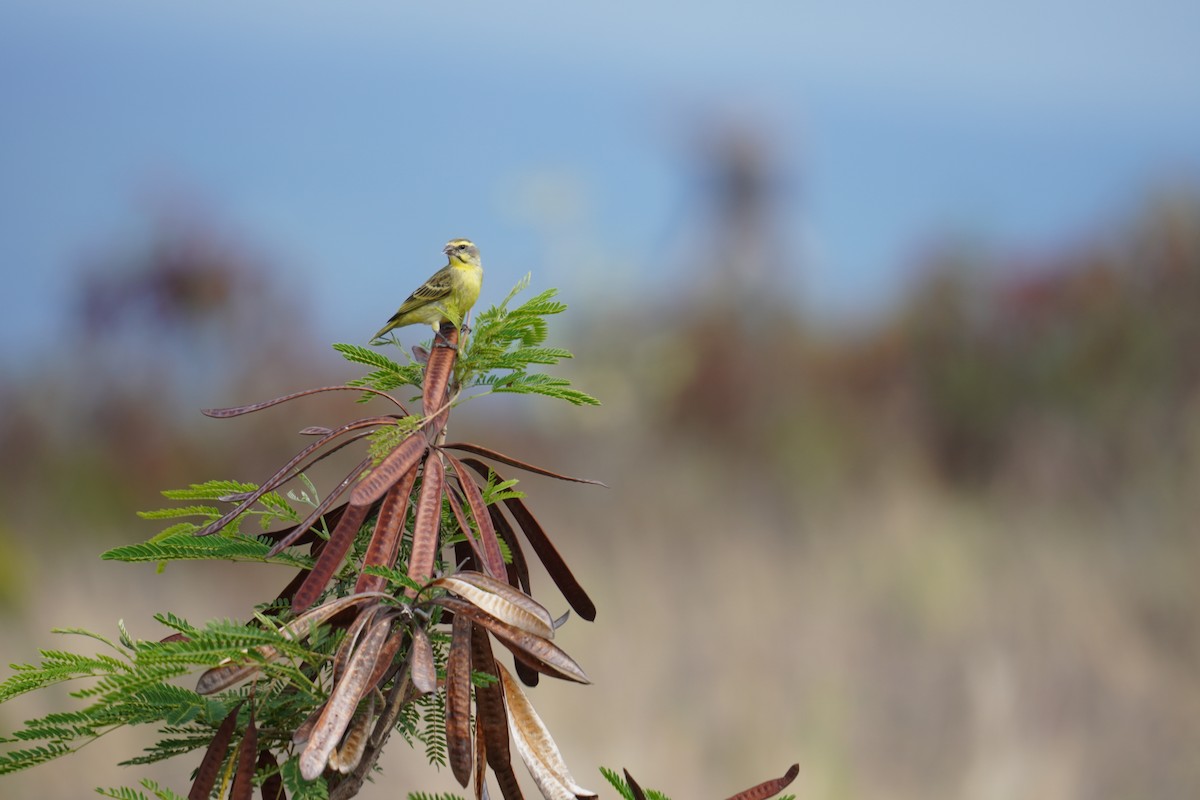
[371,238,483,346]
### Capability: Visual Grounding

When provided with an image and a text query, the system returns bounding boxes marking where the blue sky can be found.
[3,0,1199,361]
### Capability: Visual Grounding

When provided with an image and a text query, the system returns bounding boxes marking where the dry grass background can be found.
[5,430,1199,799]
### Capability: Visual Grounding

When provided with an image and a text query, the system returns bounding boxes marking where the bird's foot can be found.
[432,328,459,350]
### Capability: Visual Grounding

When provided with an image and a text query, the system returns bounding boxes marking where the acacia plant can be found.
[0,279,796,800]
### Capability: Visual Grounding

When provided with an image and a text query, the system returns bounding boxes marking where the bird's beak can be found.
[443,244,454,257]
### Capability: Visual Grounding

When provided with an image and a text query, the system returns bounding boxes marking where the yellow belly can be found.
[448,260,483,315]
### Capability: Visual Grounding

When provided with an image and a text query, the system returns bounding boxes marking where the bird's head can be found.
[443,238,480,267]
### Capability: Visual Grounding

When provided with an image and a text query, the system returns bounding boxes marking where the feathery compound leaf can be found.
[332,343,406,373]
[458,279,601,411]
[0,649,130,703]
[0,742,73,775]
[598,767,635,800]
[479,372,599,406]
[161,481,258,501]
[334,341,426,400]
[97,778,188,800]
[281,755,328,800]
[365,417,423,464]
[102,533,312,570]
[137,505,220,521]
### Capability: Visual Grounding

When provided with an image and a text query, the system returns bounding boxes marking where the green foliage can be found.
[348,275,599,408]
[358,564,425,596]
[479,469,524,505]
[102,532,314,570]
[475,370,599,406]
[366,415,423,464]
[0,612,335,777]
[96,777,187,800]
[137,480,303,544]
[281,755,330,800]
[159,481,257,501]
[461,276,599,406]
[334,342,425,401]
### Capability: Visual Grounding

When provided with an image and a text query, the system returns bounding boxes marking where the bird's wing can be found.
[391,265,454,317]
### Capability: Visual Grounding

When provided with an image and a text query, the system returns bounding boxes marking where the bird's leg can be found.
[432,323,459,350]
[454,313,472,348]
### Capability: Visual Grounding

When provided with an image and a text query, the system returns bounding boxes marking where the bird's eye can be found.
[457,243,467,250]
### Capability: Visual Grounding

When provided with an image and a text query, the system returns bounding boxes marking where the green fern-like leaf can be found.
[97,778,187,800]
[0,649,131,703]
[95,786,152,800]
[281,755,330,800]
[70,663,191,700]
[0,742,73,775]
[599,766,675,800]
[160,481,257,501]
[334,342,424,399]
[257,490,301,527]
[366,417,423,465]
[414,691,448,768]
[136,618,319,667]
[600,767,635,800]
[101,532,313,569]
[150,612,198,638]
[117,731,216,766]
[333,342,404,372]
[478,371,599,406]
[358,564,424,595]
[482,476,524,505]
[136,505,220,521]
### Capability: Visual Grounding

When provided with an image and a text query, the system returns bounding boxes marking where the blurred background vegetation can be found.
[3,2,1200,798]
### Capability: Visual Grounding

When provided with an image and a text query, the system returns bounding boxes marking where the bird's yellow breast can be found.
[448,257,483,306]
